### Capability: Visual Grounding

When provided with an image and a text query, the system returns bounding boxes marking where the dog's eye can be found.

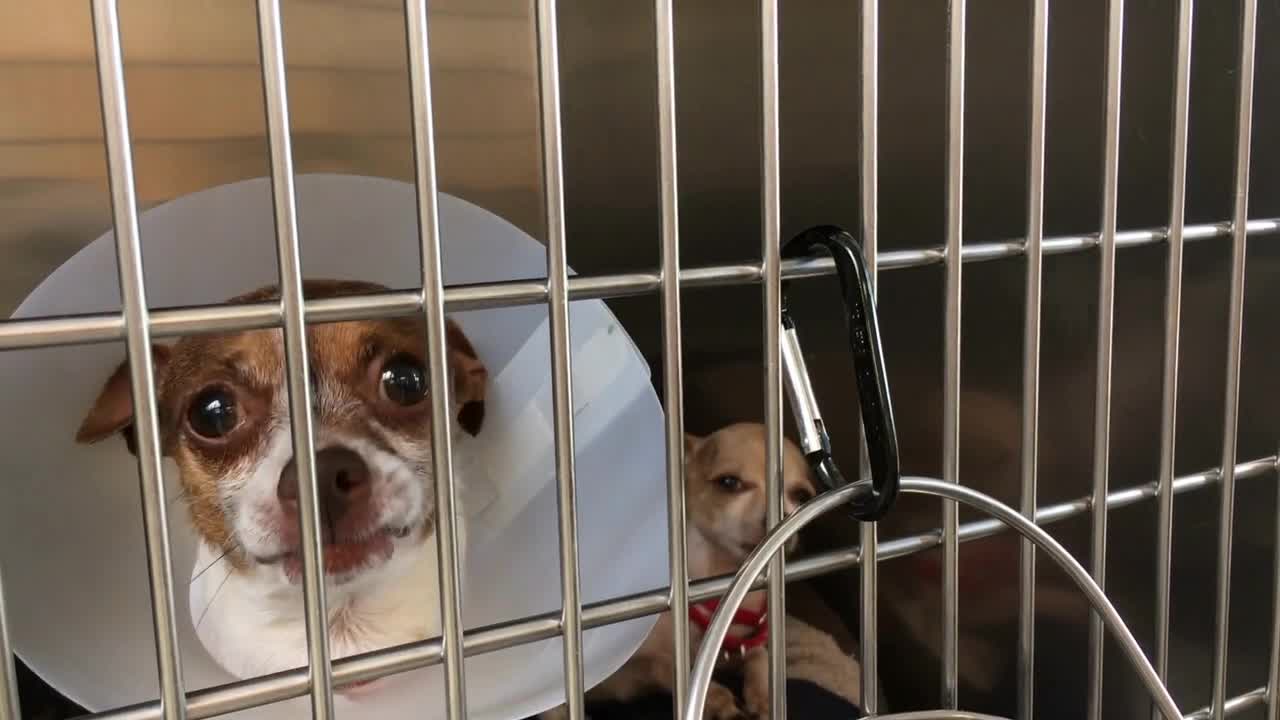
[187,388,239,439]
[715,475,743,492]
[380,354,427,406]
[789,488,815,505]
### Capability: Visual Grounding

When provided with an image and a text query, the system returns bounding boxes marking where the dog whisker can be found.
[191,545,235,585]
[194,564,235,632]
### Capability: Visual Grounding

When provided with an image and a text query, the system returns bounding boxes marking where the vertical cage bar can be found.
[1212,0,1257,717]
[532,0,586,716]
[1087,0,1125,717]
[760,0,787,716]
[0,561,15,720]
[941,0,966,709]
[654,0,690,714]
[90,3,188,718]
[858,0,880,712]
[1270,469,1280,718]
[1017,0,1050,716]
[1271,471,1280,720]
[254,2,335,717]
[1154,2,1194,718]
[403,2,468,718]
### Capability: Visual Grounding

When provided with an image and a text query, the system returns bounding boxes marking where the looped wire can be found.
[681,478,1183,720]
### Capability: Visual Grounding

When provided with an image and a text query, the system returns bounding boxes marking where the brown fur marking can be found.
[76,278,489,557]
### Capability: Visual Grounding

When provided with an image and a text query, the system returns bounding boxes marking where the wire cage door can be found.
[0,1,1276,720]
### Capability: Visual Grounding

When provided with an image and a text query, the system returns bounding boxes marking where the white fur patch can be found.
[194,405,469,682]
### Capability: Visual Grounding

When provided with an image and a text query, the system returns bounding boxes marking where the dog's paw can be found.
[704,683,747,720]
[741,682,770,719]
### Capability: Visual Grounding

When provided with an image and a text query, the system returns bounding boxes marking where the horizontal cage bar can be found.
[78,454,1279,720]
[1,218,1276,353]
[1186,687,1267,720]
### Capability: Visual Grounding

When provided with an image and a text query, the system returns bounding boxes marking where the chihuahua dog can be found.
[75,279,487,689]
[542,422,820,720]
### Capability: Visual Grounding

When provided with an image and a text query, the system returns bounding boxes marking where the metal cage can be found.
[0,1,1274,720]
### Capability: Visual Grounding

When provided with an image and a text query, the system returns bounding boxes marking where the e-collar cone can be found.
[0,174,667,720]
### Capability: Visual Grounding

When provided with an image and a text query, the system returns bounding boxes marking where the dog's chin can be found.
[259,522,422,586]
[337,678,388,699]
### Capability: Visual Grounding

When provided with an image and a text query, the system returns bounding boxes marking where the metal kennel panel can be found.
[0,1,1276,720]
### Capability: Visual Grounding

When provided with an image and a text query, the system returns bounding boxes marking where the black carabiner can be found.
[780,225,900,522]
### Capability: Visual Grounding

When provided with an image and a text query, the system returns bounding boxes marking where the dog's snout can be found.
[277,447,372,521]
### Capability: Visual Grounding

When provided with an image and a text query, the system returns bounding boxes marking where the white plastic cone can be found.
[0,174,668,719]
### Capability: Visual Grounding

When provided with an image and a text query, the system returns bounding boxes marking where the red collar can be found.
[689,597,769,660]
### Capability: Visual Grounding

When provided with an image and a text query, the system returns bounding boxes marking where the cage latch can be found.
[780,225,900,522]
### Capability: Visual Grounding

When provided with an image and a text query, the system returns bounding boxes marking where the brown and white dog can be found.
[543,423,825,719]
[75,279,487,688]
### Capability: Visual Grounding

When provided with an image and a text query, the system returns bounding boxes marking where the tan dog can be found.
[76,279,488,690]
[779,612,863,709]
[543,423,827,719]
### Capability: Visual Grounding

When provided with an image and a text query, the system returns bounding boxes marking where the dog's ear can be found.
[683,433,704,461]
[76,344,172,455]
[446,319,488,436]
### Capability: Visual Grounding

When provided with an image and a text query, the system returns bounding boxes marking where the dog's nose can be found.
[277,447,372,523]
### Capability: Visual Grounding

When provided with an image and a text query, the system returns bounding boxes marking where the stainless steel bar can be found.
[254,2,335,717]
[0,546,19,720]
[309,290,422,322]
[856,713,1010,720]
[1271,457,1280,720]
[654,0,690,712]
[90,3,188,719]
[1154,2,1194,718]
[941,0,966,708]
[826,457,1275,578]
[569,272,660,300]
[532,0,585,715]
[810,688,1264,720]
[847,692,1274,720]
[403,1,468,718]
[1188,687,1268,720]
[1087,0,1125,716]
[4,220,1280,353]
[858,0,881,711]
[1213,1,1257,717]
[760,0,787,714]
[86,664,1265,720]
[0,314,123,349]
[1017,0,1049,715]
[443,281,549,311]
[82,454,1277,720]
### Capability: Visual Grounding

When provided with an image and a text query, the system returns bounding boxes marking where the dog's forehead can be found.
[307,318,424,374]
[166,317,424,382]
[204,278,424,375]
[706,426,761,460]
[165,329,283,388]
[781,443,814,490]
[701,426,813,488]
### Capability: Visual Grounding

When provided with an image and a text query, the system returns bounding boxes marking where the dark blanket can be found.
[528,679,865,719]
[17,652,865,720]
